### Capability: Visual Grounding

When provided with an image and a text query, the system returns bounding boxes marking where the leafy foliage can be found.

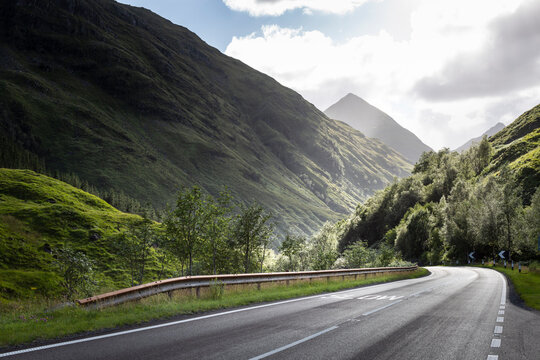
[333,106,540,264]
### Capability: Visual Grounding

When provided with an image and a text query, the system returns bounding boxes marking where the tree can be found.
[472,136,493,175]
[473,176,505,260]
[498,167,522,261]
[115,216,156,286]
[309,223,339,270]
[52,245,95,301]
[232,203,274,273]
[204,190,232,275]
[343,241,372,268]
[279,234,306,271]
[165,186,212,276]
[395,204,431,262]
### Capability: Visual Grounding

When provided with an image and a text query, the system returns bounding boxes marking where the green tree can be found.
[232,203,274,273]
[343,241,372,268]
[115,216,156,286]
[165,186,212,276]
[279,234,306,271]
[498,167,522,261]
[52,245,95,301]
[395,204,431,261]
[205,190,233,275]
[309,223,339,270]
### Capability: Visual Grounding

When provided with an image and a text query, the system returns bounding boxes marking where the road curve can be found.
[1,267,539,360]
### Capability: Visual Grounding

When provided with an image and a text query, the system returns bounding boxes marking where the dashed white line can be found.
[491,339,501,348]
[248,326,338,360]
[498,310,505,315]
[487,355,498,360]
[496,317,504,323]
[494,326,503,334]
[362,300,403,316]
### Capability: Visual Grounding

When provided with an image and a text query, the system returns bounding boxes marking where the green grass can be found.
[483,265,540,310]
[0,168,167,300]
[0,268,428,347]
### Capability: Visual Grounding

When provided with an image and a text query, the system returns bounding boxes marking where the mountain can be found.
[454,122,505,153]
[0,0,411,236]
[488,104,540,203]
[324,93,432,163]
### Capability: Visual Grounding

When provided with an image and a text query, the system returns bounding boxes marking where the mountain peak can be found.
[325,94,432,163]
[454,122,506,152]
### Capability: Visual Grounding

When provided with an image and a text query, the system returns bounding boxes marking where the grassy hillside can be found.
[488,104,540,203]
[0,168,164,301]
[0,0,411,236]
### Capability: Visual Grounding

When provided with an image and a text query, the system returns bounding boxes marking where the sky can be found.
[117,0,540,150]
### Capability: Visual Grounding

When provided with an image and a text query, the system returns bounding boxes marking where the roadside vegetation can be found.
[333,132,539,266]
[0,268,428,347]
[486,263,540,310]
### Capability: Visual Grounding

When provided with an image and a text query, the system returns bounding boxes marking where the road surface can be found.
[1,267,539,359]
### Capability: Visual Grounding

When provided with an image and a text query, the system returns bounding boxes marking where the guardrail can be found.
[77,266,418,308]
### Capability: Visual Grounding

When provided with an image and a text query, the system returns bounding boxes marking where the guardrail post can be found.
[196,287,200,298]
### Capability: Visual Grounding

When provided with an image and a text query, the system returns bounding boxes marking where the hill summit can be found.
[325,93,432,163]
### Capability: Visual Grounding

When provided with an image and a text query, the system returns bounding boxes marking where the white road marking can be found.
[498,310,504,315]
[487,355,498,360]
[357,295,404,301]
[0,274,436,358]
[496,272,507,305]
[491,338,501,347]
[248,326,338,360]
[362,300,403,316]
[496,317,504,323]
[494,326,503,334]
[499,305,505,309]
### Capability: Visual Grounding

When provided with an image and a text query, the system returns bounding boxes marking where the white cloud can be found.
[225,0,540,150]
[222,0,371,17]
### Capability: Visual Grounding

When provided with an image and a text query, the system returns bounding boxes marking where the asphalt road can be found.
[2,267,539,360]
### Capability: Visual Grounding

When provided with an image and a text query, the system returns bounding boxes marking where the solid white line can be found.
[494,326,503,334]
[491,338,501,347]
[0,273,436,358]
[362,300,403,316]
[248,326,338,360]
[496,317,504,323]
[487,355,498,360]
[496,272,507,305]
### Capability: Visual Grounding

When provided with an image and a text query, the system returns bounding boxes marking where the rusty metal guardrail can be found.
[77,266,418,308]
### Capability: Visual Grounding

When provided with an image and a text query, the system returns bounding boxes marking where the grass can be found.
[481,265,540,310]
[0,268,428,347]
[0,169,164,299]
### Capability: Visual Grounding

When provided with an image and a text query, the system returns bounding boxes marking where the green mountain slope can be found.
[325,93,432,163]
[488,104,540,202]
[0,168,148,300]
[0,0,411,235]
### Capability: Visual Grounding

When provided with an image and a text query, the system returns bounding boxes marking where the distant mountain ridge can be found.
[454,122,506,153]
[324,93,432,163]
[0,0,411,236]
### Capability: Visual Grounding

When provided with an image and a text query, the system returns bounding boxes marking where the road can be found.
[1,267,539,360]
